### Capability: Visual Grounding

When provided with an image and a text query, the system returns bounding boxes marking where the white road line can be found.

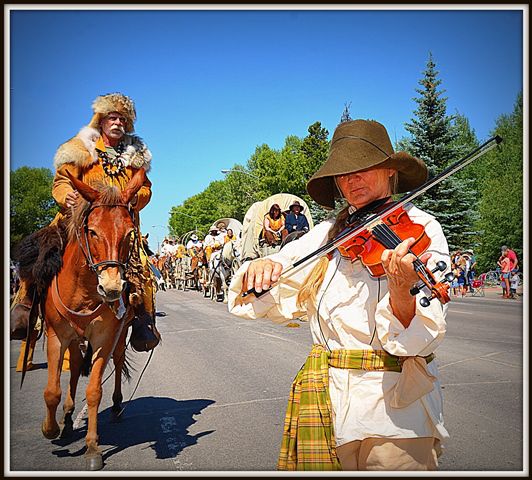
[483,357,521,368]
[448,309,474,315]
[445,335,522,345]
[441,380,513,386]
[247,329,302,344]
[210,396,287,409]
[73,403,88,429]
[438,350,507,369]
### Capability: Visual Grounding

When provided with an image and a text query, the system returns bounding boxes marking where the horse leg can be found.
[42,331,65,439]
[222,271,229,304]
[110,328,128,423]
[84,334,114,471]
[61,339,83,438]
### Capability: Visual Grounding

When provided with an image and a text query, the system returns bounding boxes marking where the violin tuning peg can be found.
[410,285,421,296]
[432,261,447,274]
[444,272,455,283]
[420,297,431,307]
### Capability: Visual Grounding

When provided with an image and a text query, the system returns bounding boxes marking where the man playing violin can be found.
[228,119,450,471]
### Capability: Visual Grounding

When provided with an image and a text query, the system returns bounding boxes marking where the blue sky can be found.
[7,6,524,251]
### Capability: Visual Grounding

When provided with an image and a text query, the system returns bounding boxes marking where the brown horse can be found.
[41,168,146,470]
[188,247,207,291]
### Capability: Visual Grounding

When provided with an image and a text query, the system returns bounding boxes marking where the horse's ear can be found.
[144,233,149,239]
[121,168,147,205]
[65,170,100,203]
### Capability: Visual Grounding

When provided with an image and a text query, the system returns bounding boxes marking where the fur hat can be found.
[307,119,428,209]
[88,93,136,133]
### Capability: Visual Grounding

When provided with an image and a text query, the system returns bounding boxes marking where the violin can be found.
[331,197,453,307]
[241,136,502,307]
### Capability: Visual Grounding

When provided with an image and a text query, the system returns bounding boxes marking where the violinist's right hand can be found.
[244,259,284,294]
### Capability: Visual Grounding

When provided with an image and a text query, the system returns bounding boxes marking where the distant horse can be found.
[189,248,207,291]
[174,255,189,290]
[207,242,236,303]
[40,169,146,470]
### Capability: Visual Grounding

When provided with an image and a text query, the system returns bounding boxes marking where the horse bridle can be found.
[75,202,136,275]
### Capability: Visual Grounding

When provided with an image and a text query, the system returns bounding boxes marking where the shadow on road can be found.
[51,396,215,466]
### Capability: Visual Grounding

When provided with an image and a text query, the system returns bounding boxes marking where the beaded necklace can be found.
[99,142,126,178]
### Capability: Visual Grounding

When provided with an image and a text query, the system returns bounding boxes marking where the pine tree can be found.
[474,92,523,272]
[340,102,352,123]
[403,53,478,251]
[299,121,331,223]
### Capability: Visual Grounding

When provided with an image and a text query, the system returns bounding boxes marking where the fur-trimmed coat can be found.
[52,126,152,224]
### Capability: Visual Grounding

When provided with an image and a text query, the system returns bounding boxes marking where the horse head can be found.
[66,168,146,302]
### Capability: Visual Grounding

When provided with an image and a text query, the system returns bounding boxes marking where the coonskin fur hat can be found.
[88,93,137,133]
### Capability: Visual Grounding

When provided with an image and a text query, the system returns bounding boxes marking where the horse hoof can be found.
[85,453,104,471]
[42,422,60,439]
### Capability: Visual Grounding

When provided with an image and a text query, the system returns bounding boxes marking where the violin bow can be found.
[242,135,502,298]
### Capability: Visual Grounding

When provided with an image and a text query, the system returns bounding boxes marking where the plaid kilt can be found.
[277,344,434,471]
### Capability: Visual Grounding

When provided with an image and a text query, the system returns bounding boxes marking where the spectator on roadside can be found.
[464,250,477,291]
[451,263,461,296]
[509,271,520,299]
[497,252,512,299]
[501,246,519,273]
[451,249,462,267]
[460,253,472,294]
[457,258,468,297]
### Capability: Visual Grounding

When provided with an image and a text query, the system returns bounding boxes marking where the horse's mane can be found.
[62,182,123,242]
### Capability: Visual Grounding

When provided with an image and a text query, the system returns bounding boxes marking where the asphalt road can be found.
[7,287,525,473]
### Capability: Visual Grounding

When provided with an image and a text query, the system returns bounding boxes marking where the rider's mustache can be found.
[110,125,125,134]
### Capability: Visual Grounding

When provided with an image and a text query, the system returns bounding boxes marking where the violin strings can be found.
[371,223,432,280]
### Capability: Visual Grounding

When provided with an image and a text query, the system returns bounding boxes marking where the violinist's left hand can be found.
[381,237,432,327]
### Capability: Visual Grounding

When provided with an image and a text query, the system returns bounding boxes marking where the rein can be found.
[50,201,135,334]
[75,202,136,274]
[51,276,112,336]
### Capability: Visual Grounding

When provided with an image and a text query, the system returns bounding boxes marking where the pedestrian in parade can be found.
[186,233,203,253]
[228,119,450,471]
[10,93,160,353]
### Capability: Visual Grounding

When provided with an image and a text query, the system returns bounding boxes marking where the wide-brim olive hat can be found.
[307,119,428,209]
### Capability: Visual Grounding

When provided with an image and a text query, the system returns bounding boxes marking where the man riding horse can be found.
[10,92,160,352]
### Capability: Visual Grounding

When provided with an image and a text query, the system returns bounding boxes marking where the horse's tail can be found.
[80,342,93,377]
[79,342,135,381]
[121,348,135,383]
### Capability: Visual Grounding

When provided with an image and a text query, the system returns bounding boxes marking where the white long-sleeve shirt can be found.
[228,203,450,447]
